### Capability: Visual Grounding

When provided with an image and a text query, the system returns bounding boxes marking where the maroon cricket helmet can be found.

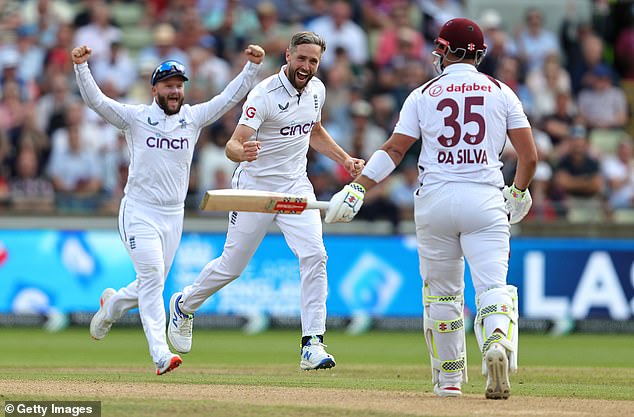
[433,18,487,64]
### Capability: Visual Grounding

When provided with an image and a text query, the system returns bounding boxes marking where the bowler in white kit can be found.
[72,43,265,375]
[326,18,538,398]
[168,32,364,370]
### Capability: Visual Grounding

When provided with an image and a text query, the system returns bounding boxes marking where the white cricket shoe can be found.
[167,292,193,354]
[90,288,116,340]
[433,384,462,397]
[156,353,182,375]
[485,342,511,399]
[300,336,336,370]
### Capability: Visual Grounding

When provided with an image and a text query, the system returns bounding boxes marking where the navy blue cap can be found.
[151,60,189,85]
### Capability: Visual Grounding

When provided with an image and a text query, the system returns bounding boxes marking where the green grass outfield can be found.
[1,327,633,417]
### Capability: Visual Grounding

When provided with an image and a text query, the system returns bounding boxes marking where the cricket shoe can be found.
[156,353,182,375]
[90,288,116,340]
[485,342,511,399]
[433,384,462,397]
[168,292,193,353]
[300,336,336,370]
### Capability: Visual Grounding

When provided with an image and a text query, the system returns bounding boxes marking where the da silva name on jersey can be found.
[438,148,488,164]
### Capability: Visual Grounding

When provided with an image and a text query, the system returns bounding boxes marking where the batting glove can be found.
[325,183,366,223]
[502,184,532,224]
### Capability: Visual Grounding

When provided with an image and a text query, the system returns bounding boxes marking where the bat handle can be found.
[307,201,330,211]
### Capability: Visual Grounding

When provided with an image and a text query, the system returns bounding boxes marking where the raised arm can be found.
[72,45,129,130]
[194,45,265,127]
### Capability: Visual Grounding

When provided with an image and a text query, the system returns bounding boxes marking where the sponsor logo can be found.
[280,121,315,136]
[278,102,289,111]
[245,106,256,118]
[147,117,159,126]
[146,136,190,150]
[429,84,443,97]
[446,83,492,93]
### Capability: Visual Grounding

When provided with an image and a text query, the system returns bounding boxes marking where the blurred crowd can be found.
[1,0,634,229]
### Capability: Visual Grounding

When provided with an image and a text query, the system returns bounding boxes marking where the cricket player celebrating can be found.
[326,18,538,399]
[168,32,364,370]
[73,43,265,375]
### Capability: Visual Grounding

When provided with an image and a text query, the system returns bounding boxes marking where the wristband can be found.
[362,150,397,183]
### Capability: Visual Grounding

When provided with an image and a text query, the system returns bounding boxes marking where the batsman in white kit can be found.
[72,43,265,375]
[168,32,364,370]
[326,18,538,398]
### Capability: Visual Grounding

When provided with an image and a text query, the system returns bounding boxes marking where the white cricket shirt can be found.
[394,63,530,190]
[74,61,260,207]
[237,66,325,178]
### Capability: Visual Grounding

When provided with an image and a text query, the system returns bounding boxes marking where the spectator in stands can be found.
[373,3,425,70]
[13,24,45,90]
[138,23,190,70]
[9,144,55,212]
[578,64,627,130]
[0,49,33,102]
[47,121,102,212]
[541,89,578,155]
[418,0,464,44]
[204,0,260,60]
[307,0,368,70]
[184,44,232,103]
[601,138,634,210]
[346,99,388,161]
[7,103,51,175]
[73,1,122,65]
[552,125,604,218]
[478,9,518,77]
[389,157,418,220]
[91,36,137,98]
[525,52,571,122]
[0,80,28,136]
[516,7,561,73]
[43,22,76,77]
[249,1,297,74]
[0,130,10,206]
[34,73,77,137]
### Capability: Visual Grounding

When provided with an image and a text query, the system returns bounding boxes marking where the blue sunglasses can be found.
[151,60,189,85]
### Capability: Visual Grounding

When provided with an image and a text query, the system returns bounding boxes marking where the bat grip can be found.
[306,201,330,211]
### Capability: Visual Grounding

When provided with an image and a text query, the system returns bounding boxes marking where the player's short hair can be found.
[289,31,326,54]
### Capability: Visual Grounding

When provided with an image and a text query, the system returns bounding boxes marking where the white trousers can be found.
[181,168,328,336]
[105,197,184,364]
[416,182,511,385]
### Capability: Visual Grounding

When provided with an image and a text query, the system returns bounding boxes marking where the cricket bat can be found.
[200,189,330,214]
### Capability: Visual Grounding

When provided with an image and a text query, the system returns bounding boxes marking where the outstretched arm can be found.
[72,45,129,130]
[325,133,417,223]
[309,121,364,177]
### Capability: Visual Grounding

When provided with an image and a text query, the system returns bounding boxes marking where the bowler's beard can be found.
[287,65,314,91]
[157,93,184,115]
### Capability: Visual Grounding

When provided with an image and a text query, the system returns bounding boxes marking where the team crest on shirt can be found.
[179,118,188,128]
[313,94,319,112]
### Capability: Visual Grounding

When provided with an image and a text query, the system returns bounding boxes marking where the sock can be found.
[301,335,323,347]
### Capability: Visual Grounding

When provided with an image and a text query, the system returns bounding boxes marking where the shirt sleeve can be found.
[502,83,531,130]
[392,90,421,139]
[191,61,262,127]
[74,62,130,130]
[236,88,270,132]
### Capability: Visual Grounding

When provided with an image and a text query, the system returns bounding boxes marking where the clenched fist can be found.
[244,44,265,65]
[71,46,92,65]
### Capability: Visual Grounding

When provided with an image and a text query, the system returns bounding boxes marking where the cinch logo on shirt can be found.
[146,136,190,150]
[446,83,492,93]
[280,121,315,136]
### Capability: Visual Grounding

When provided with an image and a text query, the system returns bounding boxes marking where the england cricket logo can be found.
[313,95,319,112]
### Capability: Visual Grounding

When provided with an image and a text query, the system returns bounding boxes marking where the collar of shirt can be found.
[277,65,311,98]
[443,63,479,74]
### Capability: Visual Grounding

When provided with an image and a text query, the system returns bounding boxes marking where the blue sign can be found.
[0,231,633,320]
